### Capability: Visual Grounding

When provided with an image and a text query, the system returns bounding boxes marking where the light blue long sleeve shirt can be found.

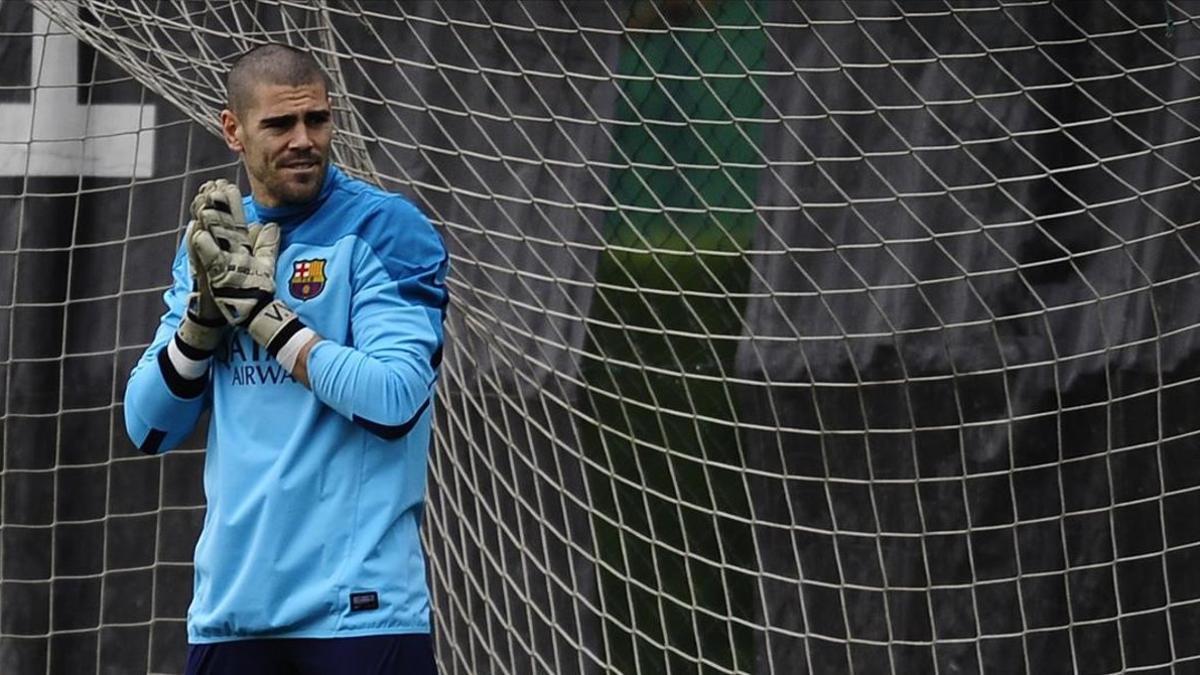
[124,165,448,643]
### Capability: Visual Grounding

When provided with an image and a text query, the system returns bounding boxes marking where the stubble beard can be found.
[253,154,327,206]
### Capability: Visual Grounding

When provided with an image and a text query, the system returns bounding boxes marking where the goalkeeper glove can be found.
[190,222,316,374]
[174,220,227,353]
[189,179,254,256]
[165,178,254,390]
[175,179,257,352]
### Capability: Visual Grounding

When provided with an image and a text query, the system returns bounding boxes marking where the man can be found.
[123,44,447,675]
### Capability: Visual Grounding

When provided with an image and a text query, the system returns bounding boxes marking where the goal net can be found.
[6,0,1200,673]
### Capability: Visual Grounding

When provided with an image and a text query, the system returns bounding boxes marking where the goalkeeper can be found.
[123,44,446,675]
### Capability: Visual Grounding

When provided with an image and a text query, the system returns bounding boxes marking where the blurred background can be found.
[4,1,1200,673]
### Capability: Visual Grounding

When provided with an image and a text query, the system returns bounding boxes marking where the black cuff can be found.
[173,332,214,361]
[157,345,208,399]
[139,428,167,455]
[265,316,305,358]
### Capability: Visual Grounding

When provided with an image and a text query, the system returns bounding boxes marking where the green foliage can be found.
[580,1,766,671]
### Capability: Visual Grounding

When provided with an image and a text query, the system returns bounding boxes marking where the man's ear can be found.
[220,109,244,153]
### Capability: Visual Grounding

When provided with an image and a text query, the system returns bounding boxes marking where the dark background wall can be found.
[4,1,1200,673]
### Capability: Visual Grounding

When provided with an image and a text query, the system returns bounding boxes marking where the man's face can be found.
[220,81,333,207]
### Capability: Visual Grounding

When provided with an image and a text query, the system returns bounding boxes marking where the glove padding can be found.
[177,235,226,353]
[177,179,255,350]
[190,179,253,256]
[246,297,312,373]
[189,222,313,372]
[190,220,279,327]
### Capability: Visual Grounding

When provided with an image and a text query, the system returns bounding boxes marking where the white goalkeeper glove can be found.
[174,220,228,353]
[190,179,254,256]
[190,220,316,374]
[173,178,254,354]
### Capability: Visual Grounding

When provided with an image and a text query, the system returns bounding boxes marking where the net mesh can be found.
[6,0,1200,673]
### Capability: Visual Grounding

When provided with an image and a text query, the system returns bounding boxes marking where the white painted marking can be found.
[0,4,156,177]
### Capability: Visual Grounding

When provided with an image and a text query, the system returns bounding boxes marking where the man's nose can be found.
[288,123,314,151]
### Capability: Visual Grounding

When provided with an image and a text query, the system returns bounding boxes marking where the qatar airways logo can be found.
[216,333,295,386]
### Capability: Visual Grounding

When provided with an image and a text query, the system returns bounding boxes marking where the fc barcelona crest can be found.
[290,259,327,300]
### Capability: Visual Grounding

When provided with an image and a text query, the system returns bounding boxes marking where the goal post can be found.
[7,0,1200,673]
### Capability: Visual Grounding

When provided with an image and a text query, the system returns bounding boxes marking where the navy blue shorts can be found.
[185,633,437,675]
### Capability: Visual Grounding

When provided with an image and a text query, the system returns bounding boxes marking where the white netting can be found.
[6,0,1200,673]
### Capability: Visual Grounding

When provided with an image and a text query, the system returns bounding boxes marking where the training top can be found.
[123,165,448,643]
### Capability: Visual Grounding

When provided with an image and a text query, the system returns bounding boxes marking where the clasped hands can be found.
[181,180,299,360]
[187,179,278,327]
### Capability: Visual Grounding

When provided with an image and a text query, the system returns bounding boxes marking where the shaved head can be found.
[226,43,331,115]
[219,43,334,206]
